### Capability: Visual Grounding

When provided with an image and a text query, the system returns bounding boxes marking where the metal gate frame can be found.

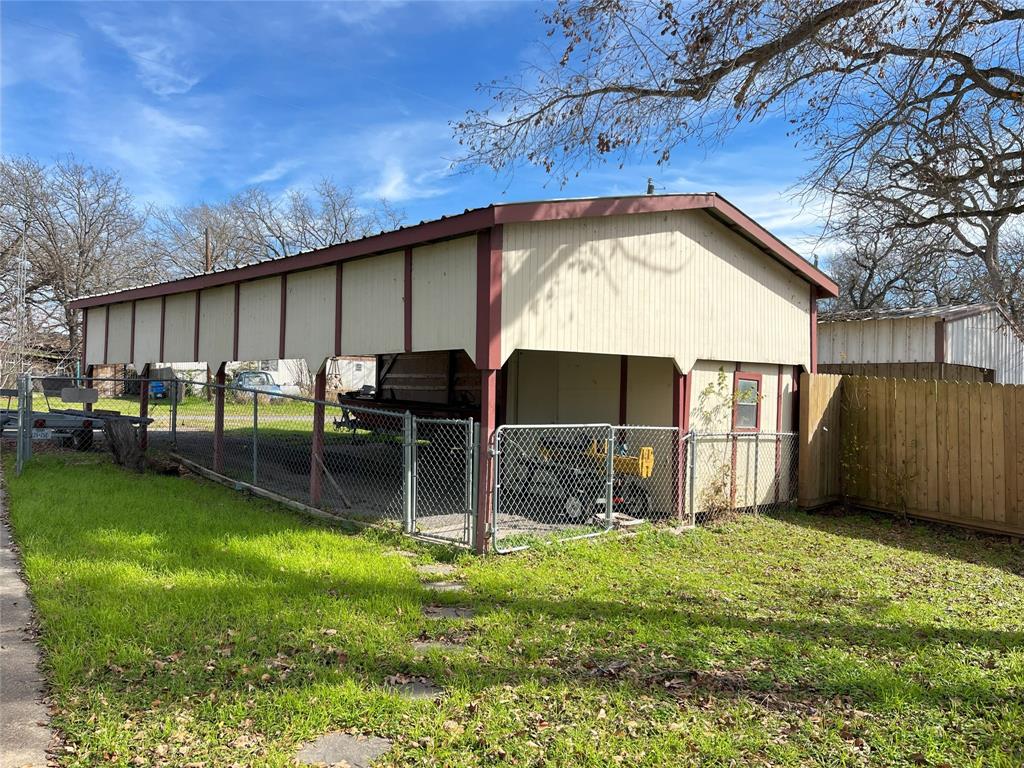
[408,416,478,548]
[491,424,617,553]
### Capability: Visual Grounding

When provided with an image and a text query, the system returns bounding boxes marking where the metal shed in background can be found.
[818,304,1024,384]
[70,193,838,551]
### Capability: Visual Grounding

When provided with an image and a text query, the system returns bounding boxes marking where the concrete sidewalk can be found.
[0,473,53,768]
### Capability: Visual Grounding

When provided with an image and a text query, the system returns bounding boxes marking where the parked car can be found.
[231,370,284,400]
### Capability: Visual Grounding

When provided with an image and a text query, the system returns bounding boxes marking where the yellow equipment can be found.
[587,441,655,479]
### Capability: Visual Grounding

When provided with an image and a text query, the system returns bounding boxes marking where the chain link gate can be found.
[409,417,477,547]
[492,424,617,552]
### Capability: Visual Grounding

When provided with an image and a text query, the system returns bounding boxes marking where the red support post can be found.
[213,364,225,473]
[139,364,150,451]
[809,285,818,373]
[310,365,326,507]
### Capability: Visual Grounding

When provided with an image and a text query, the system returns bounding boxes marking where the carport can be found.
[70,193,837,552]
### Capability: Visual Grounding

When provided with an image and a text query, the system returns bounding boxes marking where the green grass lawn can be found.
[6,454,1024,767]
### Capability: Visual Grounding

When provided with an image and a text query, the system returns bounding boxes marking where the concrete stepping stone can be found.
[395,550,419,559]
[415,562,457,576]
[382,673,442,700]
[411,639,464,654]
[294,731,392,767]
[423,604,474,620]
[423,580,464,593]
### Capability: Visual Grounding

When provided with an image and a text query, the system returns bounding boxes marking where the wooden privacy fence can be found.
[799,373,1024,537]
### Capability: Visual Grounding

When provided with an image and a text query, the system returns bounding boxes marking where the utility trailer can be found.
[1,387,154,451]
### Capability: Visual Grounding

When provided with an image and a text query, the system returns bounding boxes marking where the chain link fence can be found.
[7,371,801,553]
[491,425,800,549]
[6,372,477,548]
[687,432,799,525]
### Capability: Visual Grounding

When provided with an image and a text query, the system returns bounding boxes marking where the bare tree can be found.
[822,106,1024,327]
[454,0,1024,318]
[153,180,404,275]
[455,0,1023,192]
[0,156,156,364]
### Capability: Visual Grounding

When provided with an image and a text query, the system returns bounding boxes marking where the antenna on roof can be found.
[646,177,655,195]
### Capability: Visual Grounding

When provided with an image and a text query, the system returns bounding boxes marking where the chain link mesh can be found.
[9,373,476,546]
[411,418,476,547]
[493,424,616,551]
[687,432,799,525]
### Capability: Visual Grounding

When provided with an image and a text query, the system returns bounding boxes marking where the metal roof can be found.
[821,303,1002,323]
[70,192,838,309]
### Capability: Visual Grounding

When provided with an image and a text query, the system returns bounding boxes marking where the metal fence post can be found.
[170,380,178,449]
[252,393,258,485]
[688,429,697,526]
[403,411,414,534]
[470,421,480,548]
[753,432,760,517]
[15,374,30,475]
[605,426,615,529]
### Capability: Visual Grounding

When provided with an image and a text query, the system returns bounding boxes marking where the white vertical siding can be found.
[163,292,197,364]
[284,267,336,374]
[624,355,674,426]
[133,298,162,367]
[342,251,404,355]
[946,310,1024,384]
[84,306,106,366]
[508,350,621,424]
[238,277,282,362]
[197,285,235,367]
[501,210,811,371]
[105,302,133,364]
[411,237,477,360]
[818,317,937,364]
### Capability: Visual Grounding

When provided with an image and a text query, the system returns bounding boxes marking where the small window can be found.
[733,372,761,431]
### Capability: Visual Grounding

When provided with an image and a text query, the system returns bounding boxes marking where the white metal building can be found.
[818,304,1024,384]
[70,193,838,547]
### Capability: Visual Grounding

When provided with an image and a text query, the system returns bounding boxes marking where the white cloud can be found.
[93,17,199,96]
[1,23,85,92]
[246,160,299,185]
[317,0,407,28]
[98,102,216,206]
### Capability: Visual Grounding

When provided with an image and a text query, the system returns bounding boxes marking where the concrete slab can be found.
[423,604,474,620]
[294,731,392,767]
[0,476,53,768]
[414,563,457,576]
[422,580,464,593]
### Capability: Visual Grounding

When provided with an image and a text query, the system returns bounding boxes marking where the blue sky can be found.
[1,1,825,254]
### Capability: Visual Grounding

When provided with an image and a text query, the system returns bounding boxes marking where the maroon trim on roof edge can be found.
[193,292,201,362]
[80,309,88,372]
[158,296,166,363]
[809,285,818,373]
[334,263,343,356]
[129,301,136,365]
[103,305,110,365]
[404,247,413,354]
[618,356,628,424]
[232,283,240,362]
[69,195,837,309]
[473,225,502,370]
[279,274,288,359]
